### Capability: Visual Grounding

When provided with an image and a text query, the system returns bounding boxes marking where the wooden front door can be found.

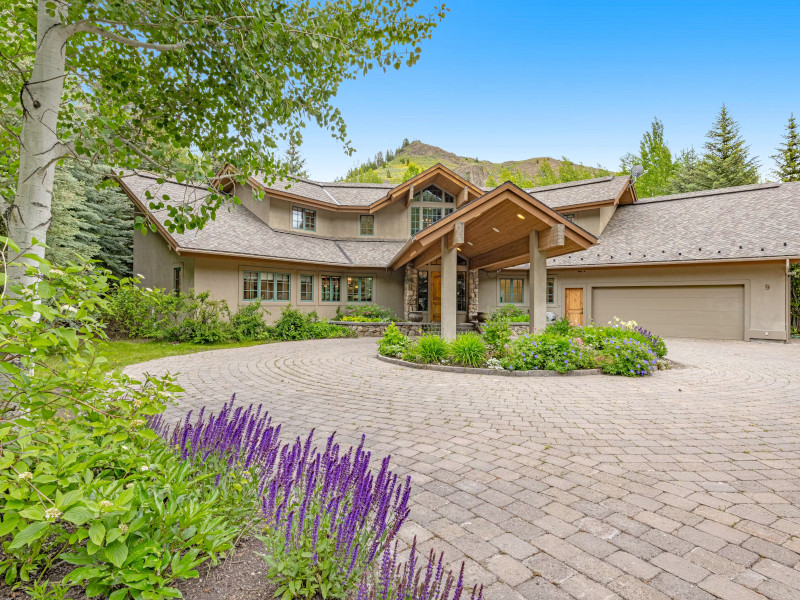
[565,288,584,326]
[430,271,441,322]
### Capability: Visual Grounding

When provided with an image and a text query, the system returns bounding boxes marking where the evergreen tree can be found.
[620,118,677,197]
[692,104,759,189]
[285,141,309,178]
[772,114,800,182]
[667,148,701,194]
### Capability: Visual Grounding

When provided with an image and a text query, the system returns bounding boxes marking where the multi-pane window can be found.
[417,271,428,311]
[546,277,555,304]
[410,185,456,235]
[173,267,182,296]
[347,276,373,302]
[457,272,467,312]
[292,206,316,231]
[562,213,575,223]
[300,275,313,301]
[499,278,524,304]
[360,215,374,236]
[242,271,290,301]
[321,275,341,302]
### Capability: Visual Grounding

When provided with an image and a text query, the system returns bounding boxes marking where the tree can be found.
[691,104,760,189]
[668,148,702,194]
[402,162,421,182]
[1,1,446,290]
[620,118,677,197]
[284,141,309,178]
[772,114,800,182]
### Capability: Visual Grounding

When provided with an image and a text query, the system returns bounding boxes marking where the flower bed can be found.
[377,317,669,377]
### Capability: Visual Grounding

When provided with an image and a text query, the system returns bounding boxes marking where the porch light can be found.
[492,227,500,233]
[517,213,525,220]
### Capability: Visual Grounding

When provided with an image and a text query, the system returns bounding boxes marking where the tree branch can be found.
[67,23,189,51]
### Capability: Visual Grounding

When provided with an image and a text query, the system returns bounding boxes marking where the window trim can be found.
[456,271,467,313]
[562,213,576,223]
[498,277,525,305]
[346,276,374,303]
[242,271,291,302]
[173,266,182,296]
[320,274,342,303]
[300,274,314,302]
[292,206,316,231]
[359,214,374,236]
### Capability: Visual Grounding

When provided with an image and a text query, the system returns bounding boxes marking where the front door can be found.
[565,288,584,326]
[430,271,441,322]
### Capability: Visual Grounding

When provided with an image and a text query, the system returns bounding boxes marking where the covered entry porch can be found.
[390,182,598,338]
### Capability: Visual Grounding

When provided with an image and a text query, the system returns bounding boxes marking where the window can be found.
[292,206,316,231]
[300,275,314,301]
[546,277,555,304]
[499,278,524,304]
[360,215,374,236]
[321,275,341,302]
[562,213,575,223]
[243,271,290,301]
[410,206,444,235]
[457,271,467,312]
[413,185,443,203]
[173,267,182,295]
[417,271,428,311]
[347,276,373,302]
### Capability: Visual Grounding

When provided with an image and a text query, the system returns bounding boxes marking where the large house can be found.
[121,164,800,341]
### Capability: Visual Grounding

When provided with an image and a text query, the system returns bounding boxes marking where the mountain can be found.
[339,140,613,186]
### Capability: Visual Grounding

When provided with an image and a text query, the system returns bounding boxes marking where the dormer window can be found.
[292,206,316,231]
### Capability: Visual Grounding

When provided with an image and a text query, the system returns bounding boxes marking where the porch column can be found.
[441,237,458,339]
[467,270,479,321]
[529,230,547,333]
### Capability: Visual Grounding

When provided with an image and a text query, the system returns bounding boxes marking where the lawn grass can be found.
[100,339,271,372]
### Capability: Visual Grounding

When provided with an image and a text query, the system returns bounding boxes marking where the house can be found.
[121,164,800,341]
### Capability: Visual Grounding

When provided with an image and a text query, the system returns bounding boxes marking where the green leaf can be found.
[9,521,49,549]
[88,521,105,545]
[0,515,20,536]
[63,506,94,526]
[109,589,129,600]
[105,540,128,567]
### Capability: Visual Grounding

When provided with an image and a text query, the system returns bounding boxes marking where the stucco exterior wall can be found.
[190,254,404,323]
[236,183,271,223]
[132,221,194,291]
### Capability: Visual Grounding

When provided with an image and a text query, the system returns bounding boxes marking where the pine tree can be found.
[668,148,701,194]
[619,118,677,197]
[284,140,309,178]
[692,104,759,189]
[772,114,800,182]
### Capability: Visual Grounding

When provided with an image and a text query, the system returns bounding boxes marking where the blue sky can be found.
[299,0,800,181]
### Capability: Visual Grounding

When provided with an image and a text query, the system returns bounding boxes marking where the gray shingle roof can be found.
[123,174,403,267]
[548,181,800,268]
[250,173,396,207]
[524,175,630,209]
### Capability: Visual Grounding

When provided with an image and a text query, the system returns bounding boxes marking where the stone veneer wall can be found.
[468,270,479,321]
[403,265,418,320]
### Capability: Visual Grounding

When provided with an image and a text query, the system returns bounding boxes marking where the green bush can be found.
[378,323,409,357]
[344,303,397,321]
[340,315,383,322]
[482,315,512,356]
[401,340,419,362]
[162,291,231,344]
[545,316,574,336]
[489,304,529,322]
[450,332,487,367]
[596,336,658,376]
[506,332,596,373]
[415,334,449,364]
[268,306,355,341]
[229,302,271,341]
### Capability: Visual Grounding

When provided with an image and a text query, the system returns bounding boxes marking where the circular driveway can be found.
[126,338,800,600]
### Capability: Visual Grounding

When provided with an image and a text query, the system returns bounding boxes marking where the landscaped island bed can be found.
[377,313,669,377]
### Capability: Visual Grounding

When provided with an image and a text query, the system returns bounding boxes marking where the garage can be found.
[591,285,745,340]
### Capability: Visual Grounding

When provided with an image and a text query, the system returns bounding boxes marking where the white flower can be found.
[136,273,144,279]
[119,523,129,534]
[130,419,144,427]
[99,500,113,510]
[44,507,62,521]
[122,445,129,450]
[140,465,150,472]
[18,471,33,481]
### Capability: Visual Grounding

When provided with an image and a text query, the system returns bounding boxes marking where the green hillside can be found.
[339,140,614,187]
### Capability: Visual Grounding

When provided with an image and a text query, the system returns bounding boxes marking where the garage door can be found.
[591,285,745,340]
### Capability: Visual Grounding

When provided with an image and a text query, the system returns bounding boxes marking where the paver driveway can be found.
[126,338,800,600]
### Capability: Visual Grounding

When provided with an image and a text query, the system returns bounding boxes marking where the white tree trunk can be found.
[7,0,68,290]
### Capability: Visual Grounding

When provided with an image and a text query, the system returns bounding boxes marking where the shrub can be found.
[340,315,384,322]
[489,304,528,322]
[415,334,449,364]
[344,303,397,321]
[163,290,232,343]
[268,306,354,341]
[482,315,512,355]
[230,302,271,341]
[450,332,487,367]
[506,332,596,373]
[596,336,658,376]
[546,316,573,336]
[633,325,667,358]
[401,340,420,362]
[378,323,409,357]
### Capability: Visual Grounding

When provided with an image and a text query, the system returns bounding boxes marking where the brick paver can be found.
[127,338,800,599]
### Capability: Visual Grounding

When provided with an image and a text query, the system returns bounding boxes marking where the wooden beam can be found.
[470,236,529,271]
[412,243,442,269]
[538,224,565,251]
[405,184,415,207]
[447,221,465,250]
[457,185,469,207]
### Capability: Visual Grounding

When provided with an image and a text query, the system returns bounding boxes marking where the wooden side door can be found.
[565,288,584,326]
[430,271,441,322]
